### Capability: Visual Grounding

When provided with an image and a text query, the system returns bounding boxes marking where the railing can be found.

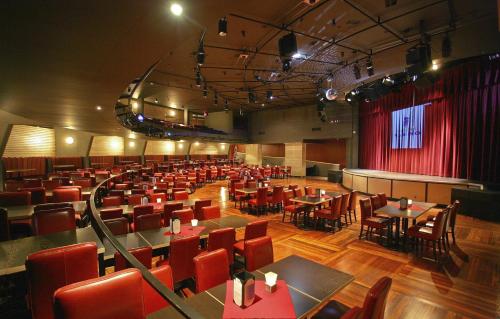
[89,171,204,318]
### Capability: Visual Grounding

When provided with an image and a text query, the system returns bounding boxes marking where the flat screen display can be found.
[391,104,428,149]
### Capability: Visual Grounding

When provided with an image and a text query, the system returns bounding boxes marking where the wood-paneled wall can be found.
[89,136,124,156]
[190,142,227,155]
[3,125,55,157]
[306,139,346,167]
[262,144,285,157]
[144,140,177,155]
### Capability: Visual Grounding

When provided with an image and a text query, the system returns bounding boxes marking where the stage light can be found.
[366,58,374,76]
[218,17,227,36]
[292,52,303,59]
[382,76,394,86]
[203,82,208,98]
[196,43,205,66]
[195,70,202,87]
[65,136,74,145]
[170,3,183,16]
[137,114,144,122]
[351,89,358,96]
[96,105,102,111]
[266,90,273,100]
[325,88,338,101]
[431,60,439,71]
[282,59,292,72]
[353,63,361,79]
[442,33,451,58]
[347,97,352,102]
[154,98,159,103]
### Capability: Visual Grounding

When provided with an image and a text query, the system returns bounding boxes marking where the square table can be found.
[290,196,332,228]
[3,201,87,221]
[0,227,105,276]
[147,255,354,319]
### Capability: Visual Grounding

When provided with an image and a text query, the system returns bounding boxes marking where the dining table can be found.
[5,168,36,179]
[147,254,354,319]
[2,200,88,221]
[52,164,76,171]
[290,195,333,229]
[100,199,200,216]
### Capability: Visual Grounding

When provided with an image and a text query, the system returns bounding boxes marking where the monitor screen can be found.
[391,103,428,149]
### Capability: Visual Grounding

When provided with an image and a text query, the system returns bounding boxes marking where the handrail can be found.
[89,171,205,318]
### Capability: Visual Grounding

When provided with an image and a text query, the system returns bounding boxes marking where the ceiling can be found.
[0,0,498,135]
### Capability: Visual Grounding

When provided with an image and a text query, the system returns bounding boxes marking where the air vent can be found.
[312,127,321,132]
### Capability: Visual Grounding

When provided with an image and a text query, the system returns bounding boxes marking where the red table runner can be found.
[164,225,205,238]
[222,280,295,319]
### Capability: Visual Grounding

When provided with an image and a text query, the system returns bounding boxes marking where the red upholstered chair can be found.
[33,210,76,235]
[314,195,342,232]
[233,220,268,255]
[53,269,144,319]
[158,236,200,284]
[72,179,92,188]
[114,183,129,190]
[26,243,98,319]
[208,227,236,264]
[20,187,46,205]
[347,191,357,222]
[150,192,167,203]
[408,208,448,262]
[194,248,230,293]
[304,186,315,196]
[142,265,174,315]
[52,187,81,203]
[173,208,194,224]
[42,179,62,191]
[246,180,257,189]
[233,182,247,208]
[200,205,221,220]
[102,196,122,207]
[193,199,212,220]
[164,202,183,227]
[135,213,162,231]
[131,205,154,232]
[244,236,274,271]
[288,184,299,191]
[99,207,123,220]
[174,191,189,200]
[248,187,268,215]
[114,246,153,271]
[104,217,129,235]
[0,191,31,206]
[34,202,73,213]
[294,188,304,198]
[128,194,143,205]
[23,178,43,188]
[312,277,392,319]
[267,185,284,212]
[359,199,391,245]
[132,189,146,195]
[340,193,351,226]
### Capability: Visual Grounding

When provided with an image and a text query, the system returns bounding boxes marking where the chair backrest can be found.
[271,186,284,202]
[20,187,46,205]
[42,179,62,191]
[34,202,72,213]
[288,184,298,190]
[347,191,357,211]
[370,195,382,211]
[104,217,129,236]
[114,246,153,271]
[304,186,315,196]
[133,205,154,224]
[200,205,221,220]
[150,193,167,203]
[173,191,189,200]
[102,196,122,207]
[164,202,184,227]
[431,208,448,240]
[53,188,81,203]
[53,269,144,319]
[0,191,31,206]
[194,199,212,219]
[246,181,257,189]
[208,227,235,264]
[330,195,342,217]
[33,210,76,236]
[132,189,146,195]
[26,243,98,319]
[169,235,200,283]
[244,220,268,240]
[128,194,143,205]
[234,182,244,192]
[449,200,460,229]
[376,193,388,207]
[194,248,230,293]
[72,179,92,188]
[100,208,123,220]
[142,265,174,315]
[359,198,372,221]
[244,236,274,271]
[135,213,162,232]
[294,188,303,198]
[173,208,194,224]
[23,178,42,188]
[0,208,10,241]
[361,276,392,319]
[283,189,294,206]
[340,193,350,214]
[255,187,268,205]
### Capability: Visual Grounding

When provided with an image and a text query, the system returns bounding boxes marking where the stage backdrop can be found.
[359,58,500,183]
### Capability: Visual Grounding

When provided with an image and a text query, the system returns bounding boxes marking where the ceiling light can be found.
[96,105,102,111]
[292,52,302,59]
[128,132,136,139]
[65,136,74,145]
[218,17,227,36]
[266,90,273,100]
[128,141,135,147]
[431,60,439,71]
[347,97,352,102]
[195,69,202,87]
[325,88,338,101]
[170,3,183,16]
[154,98,159,103]
[261,103,265,107]
[203,82,208,98]
[282,59,292,72]
[194,141,199,146]
[351,89,358,96]
[366,58,374,76]
[132,101,139,109]
[382,76,394,86]
[136,114,144,122]
[178,140,185,143]
[196,43,205,66]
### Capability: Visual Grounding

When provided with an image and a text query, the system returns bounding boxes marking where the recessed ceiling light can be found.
[96,105,102,111]
[65,136,74,145]
[129,141,135,147]
[170,3,183,16]
[154,98,159,103]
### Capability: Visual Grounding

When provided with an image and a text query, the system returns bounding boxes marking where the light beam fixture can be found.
[218,17,227,36]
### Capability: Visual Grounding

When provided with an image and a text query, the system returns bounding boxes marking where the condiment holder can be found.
[264,272,278,293]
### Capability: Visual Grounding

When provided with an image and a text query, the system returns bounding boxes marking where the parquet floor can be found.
[197,177,499,319]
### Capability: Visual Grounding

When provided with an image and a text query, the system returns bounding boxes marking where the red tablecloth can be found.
[164,225,205,238]
[223,280,295,319]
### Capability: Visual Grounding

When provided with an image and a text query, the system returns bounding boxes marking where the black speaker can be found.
[406,44,430,67]
[278,33,297,58]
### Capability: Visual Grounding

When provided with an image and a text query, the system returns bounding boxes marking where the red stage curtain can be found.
[359,58,500,183]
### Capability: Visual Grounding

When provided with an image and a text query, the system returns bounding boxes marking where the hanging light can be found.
[195,69,202,87]
[203,82,208,98]
[366,57,374,76]
[218,17,227,36]
[266,90,273,100]
[196,44,205,66]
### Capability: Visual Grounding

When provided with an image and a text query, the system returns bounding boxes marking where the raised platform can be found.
[342,169,483,205]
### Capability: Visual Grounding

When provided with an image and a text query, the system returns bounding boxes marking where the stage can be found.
[342,169,484,205]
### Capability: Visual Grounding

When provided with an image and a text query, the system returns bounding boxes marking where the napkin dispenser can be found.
[141,196,149,205]
[265,272,278,293]
[172,216,181,234]
[233,271,255,308]
[399,197,408,210]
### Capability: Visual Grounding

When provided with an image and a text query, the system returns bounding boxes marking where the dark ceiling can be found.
[0,0,498,135]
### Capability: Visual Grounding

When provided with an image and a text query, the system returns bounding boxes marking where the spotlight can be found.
[382,76,394,86]
[170,3,183,16]
[442,33,451,58]
[353,63,361,80]
[195,70,202,87]
[239,107,244,116]
[95,105,102,111]
[325,88,338,101]
[203,82,208,98]
[266,90,273,100]
[196,44,205,66]
[347,97,352,102]
[136,114,144,122]
[282,59,292,72]
[351,89,358,96]
[218,17,227,36]
[366,58,374,76]
[431,60,439,71]
[154,98,159,103]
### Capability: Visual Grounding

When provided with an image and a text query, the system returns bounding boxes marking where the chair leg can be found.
[348,212,353,224]
[433,241,438,262]
[451,228,456,244]
[359,225,364,239]
[446,233,451,249]
[353,209,357,222]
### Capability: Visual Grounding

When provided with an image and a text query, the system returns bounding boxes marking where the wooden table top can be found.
[52,164,76,169]
[147,255,354,319]
[0,227,105,276]
[5,168,36,173]
[374,201,436,219]
[3,201,88,221]
[100,199,199,215]
[290,195,332,206]
[45,187,94,197]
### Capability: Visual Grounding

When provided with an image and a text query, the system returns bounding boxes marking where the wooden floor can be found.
[197,178,499,319]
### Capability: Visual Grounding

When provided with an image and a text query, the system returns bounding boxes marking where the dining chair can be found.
[135,213,162,231]
[150,193,167,203]
[103,217,129,235]
[0,191,31,206]
[131,204,154,231]
[142,265,174,315]
[244,236,274,271]
[194,248,230,293]
[19,187,46,205]
[408,208,448,262]
[33,210,76,236]
[53,269,144,319]
[304,186,315,196]
[233,220,268,255]
[377,193,388,207]
[369,195,383,215]
[200,205,221,220]
[99,207,123,220]
[53,187,81,203]
[42,179,62,191]
[114,246,153,271]
[157,235,200,284]
[312,276,392,319]
[346,190,357,222]
[72,179,92,188]
[26,243,98,319]
[293,188,304,198]
[173,208,194,224]
[164,202,183,227]
[282,189,303,223]
[358,199,391,245]
[248,187,268,216]
[174,191,189,200]
[207,227,236,264]
[131,189,146,195]
[267,185,284,212]
[102,196,122,207]
[233,182,246,208]
[340,193,351,226]
[314,195,342,232]
[128,194,143,205]
[194,199,212,219]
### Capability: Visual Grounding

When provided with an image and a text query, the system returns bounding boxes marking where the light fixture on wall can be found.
[194,141,200,146]
[169,109,177,117]
[110,140,120,149]
[170,3,183,16]
[128,132,136,139]
[65,136,74,145]
[178,143,183,149]
[132,101,139,110]
[96,105,102,111]
[218,17,227,36]
[129,141,135,147]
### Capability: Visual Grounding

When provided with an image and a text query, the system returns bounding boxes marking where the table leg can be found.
[402,218,409,250]
[395,217,401,247]
[98,253,105,276]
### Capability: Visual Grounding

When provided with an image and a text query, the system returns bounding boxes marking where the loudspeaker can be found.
[278,33,297,58]
[406,45,430,67]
